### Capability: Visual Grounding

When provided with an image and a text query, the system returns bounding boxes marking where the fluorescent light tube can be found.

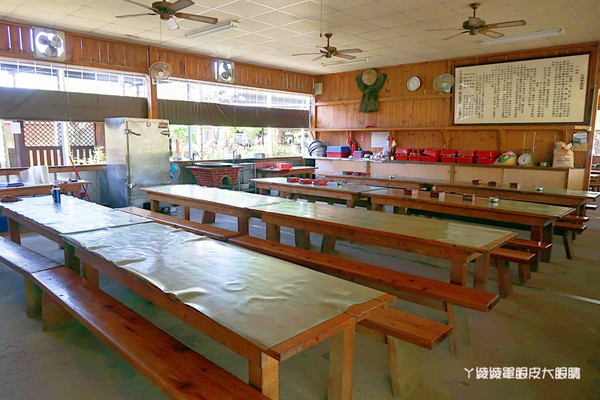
[185,20,239,39]
[322,57,369,67]
[480,28,564,45]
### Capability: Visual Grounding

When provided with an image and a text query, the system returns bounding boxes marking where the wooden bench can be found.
[119,206,241,241]
[489,248,535,298]
[502,238,552,272]
[357,307,452,400]
[0,239,267,400]
[554,221,587,259]
[0,236,62,317]
[228,235,498,352]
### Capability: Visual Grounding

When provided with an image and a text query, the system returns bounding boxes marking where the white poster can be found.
[454,54,589,124]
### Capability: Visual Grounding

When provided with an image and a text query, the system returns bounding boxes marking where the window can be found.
[0,58,147,97]
[170,125,310,161]
[0,120,105,168]
[157,77,312,110]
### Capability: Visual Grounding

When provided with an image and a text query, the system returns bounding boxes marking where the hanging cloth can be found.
[356,69,387,113]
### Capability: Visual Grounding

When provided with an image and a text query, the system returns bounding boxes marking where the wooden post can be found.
[327,323,356,400]
[8,219,20,244]
[265,223,280,243]
[388,337,421,400]
[23,276,42,317]
[248,353,279,399]
[321,235,337,254]
[63,243,81,274]
[449,261,468,286]
[472,254,490,291]
[81,263,99,288]
[202,211,216,224]
[42,292,74,331]
[150,199,160,212]
[294,228,311,249]
[183,206,190,220]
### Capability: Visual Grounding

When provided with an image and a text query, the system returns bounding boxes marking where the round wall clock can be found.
[407,76,421,91]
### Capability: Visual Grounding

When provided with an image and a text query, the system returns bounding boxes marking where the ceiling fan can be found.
[292,33,362,61]
[427,3,526,41]
[116,0,217,31]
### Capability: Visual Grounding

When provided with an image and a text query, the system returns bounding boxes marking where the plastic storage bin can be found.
[353,150,372,159]
[440,149,457,163]
[475,150,499,164]
[326,146,351,158]
[422,148,441,162]
[457,150,475,164]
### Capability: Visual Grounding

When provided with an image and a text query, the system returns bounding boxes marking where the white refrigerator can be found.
[104,117,170,208]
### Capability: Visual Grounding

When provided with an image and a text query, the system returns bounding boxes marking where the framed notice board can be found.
[454,54,589,124]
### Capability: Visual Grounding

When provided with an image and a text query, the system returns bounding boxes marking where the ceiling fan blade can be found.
[442,31,469,41]
[312,55,326,61]
[115,13,155,18]
[164,17,179,30]
[120,0,156,12]
[175,12,218,24]
[292,52,323,56]
[168,0,194,12]
[334,52,355,60]
[479,29,504,39]
[486,20,526,29]
[426,28,465,31]
[337,48,362,54]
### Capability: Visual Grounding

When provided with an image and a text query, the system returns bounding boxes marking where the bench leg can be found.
[248,354,279,400]
[562,232,575,259]
[387,337,421,400]
[495,260,513,298]
[23,276,43,317]
[150,199,160,212]
[531,225,553,263]
[446,304,469,357]
[321,235,337,254]
[294,228,311,249]
[202,210,216,224]
[81,263,99,288]
[183,206,190,221]
[518,262,531,284]
[328,323,356,400]
[238,214,250,236]
[530,251,540,272]
[42,292,75,331]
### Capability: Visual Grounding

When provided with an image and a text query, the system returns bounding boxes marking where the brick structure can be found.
[186,165,242,188]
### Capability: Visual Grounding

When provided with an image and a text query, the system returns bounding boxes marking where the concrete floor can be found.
[1,203,599,400]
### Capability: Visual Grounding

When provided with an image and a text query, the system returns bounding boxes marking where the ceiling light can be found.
[480,28,564,46]
[185,20,239,39]
[322,57,369,67]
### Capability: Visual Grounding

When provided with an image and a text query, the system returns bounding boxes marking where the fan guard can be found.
[433,74,455,93]
[149,62,173,81]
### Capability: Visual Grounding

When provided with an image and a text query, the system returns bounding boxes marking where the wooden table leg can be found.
[472,254,490,291]
[8,219,21,244]
[294,228,311,249]
[388,336,421,399]
[63,243,81,274]
[531,225,553,262]
[202,211,216,224]
[81,262,99,288]
[266,223,281,242]
[150,199,160,212]
[449,261,468,286]
[238,213,251,236]
[372,203,384,212]
[183,206,191,220]
[321,235,337,254]
[249,354,279,400]
[447,304,470,357]
[328,323,356,400]
[23,276,43,317]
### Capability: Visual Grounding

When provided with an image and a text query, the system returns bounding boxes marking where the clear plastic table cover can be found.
[0,195,151,234]
[64,222,385,349]
[143,184,293,208]
[250,201,515,250]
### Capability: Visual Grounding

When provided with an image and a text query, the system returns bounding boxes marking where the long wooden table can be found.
[252,177,381,208]
[368,189,575,262]
[0,180,90,198]
[319,172,599,215]
[141,184,293,235]
[256,166,315,178]
[1,197,394,400]
[248,201,517,289]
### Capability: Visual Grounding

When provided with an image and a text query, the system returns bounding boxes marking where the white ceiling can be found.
[1,0,599,75]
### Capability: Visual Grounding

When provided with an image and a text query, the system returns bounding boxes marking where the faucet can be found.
[192,152,199,161]
[232,150,237,162]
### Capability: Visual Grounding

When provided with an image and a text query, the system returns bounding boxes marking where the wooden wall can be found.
[0,20,314,94]
[314,42,599,188]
